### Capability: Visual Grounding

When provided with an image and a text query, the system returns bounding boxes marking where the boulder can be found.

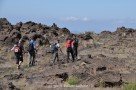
[60,28,70,35]
[51,23,59,30]
[0,18,11,25]
[0,35,8,41]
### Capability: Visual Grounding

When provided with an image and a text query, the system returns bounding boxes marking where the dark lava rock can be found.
[4,74,23,80]
[55,72,68,81]
[8,82,20,90]
[96,66,107,71]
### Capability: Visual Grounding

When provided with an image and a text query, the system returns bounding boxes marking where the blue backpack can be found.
[28,41,35,52]
[51,43,58,53]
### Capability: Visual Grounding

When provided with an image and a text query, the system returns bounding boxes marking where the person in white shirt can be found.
[50,40,63,64]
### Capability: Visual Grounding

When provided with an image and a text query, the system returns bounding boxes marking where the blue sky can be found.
[0,0,136,33]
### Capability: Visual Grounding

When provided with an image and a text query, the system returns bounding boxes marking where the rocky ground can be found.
[0,18,136,90]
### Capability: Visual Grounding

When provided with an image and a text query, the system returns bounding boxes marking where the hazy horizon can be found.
[0,0,136,33]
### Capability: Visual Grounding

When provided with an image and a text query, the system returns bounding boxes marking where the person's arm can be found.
[59,48,63,54]
[11,45,15,51]
[57,43,63,54]
[33,41,37,49]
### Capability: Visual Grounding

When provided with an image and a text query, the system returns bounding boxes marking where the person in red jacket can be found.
[66,38,75,62]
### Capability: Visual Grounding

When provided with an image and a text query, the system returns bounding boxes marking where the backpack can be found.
[28,42,35,52]
[73,39,79,47]
[51,43,58,53]
[14,46,21,54]
[66,40,72,48]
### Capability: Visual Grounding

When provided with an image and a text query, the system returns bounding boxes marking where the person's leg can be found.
[67,48,70,63]
[16,59,20,69]
[50,52,54,64]
[18,55,23,69]
[75,47,78,58]
[73,47,76,57]
[15,55,19,64]
[56,52,59,63]
[18,60,22,69]
[53,52,57,64]
[29,53,32,67]
[70,48,75,62]
[15,54,20,69]
[32,52,35,66]
[56,52,61,68]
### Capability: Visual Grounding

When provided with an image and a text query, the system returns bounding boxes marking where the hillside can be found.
[0,18,136,90]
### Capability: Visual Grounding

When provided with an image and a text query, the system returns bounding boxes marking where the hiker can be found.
[11,41,24,69]
[28,37,37,67]
[72,35,79,59]
[50,40,63,64]
[66,37,75,62]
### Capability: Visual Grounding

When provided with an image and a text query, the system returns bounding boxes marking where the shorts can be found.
[15,54,23,64]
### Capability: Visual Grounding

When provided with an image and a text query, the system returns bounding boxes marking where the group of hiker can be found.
[11,35,79,69]
[66,35,79,62]
[11,37,37,69]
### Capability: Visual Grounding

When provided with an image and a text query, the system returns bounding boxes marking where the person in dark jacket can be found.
[11,41,24,69]
[28,37,37,67]
[72,35,79,59]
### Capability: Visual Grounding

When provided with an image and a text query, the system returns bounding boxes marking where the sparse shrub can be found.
[99,78,105,87]
[67,76,79,85]
[108,46,114,50]
[93,40,100,48]
[86,44,92,48]
[123,83,136,90]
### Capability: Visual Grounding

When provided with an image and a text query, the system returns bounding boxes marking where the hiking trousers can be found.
[73,46,78,58]
[67,47,75,62]
[29,52,36,66]
[52,51,59,64]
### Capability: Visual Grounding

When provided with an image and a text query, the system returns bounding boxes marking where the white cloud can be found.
[82,17,90,21]
[61,16,91,22]
[64,16,79,21]
[60,16,79,21]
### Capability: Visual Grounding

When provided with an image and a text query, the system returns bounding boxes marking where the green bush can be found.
[123,83,136,90]
[93,41,100,48]
[67,76,79,85]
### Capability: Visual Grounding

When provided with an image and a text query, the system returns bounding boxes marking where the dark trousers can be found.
[15,53,23,64]
[29,52,35,66]
[73,46,78,57]
[67,47,75,62]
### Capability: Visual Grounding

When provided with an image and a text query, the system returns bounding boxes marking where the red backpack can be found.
[14,46,20,53]
[66,40,72,48]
